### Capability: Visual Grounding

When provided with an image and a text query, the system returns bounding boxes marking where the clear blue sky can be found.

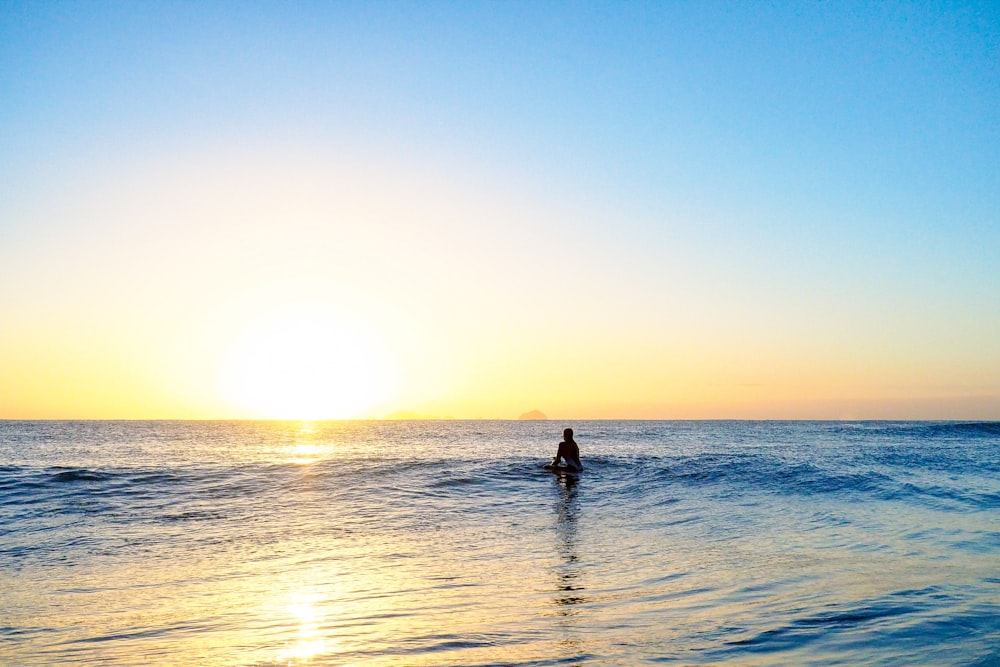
[2,1,998,418]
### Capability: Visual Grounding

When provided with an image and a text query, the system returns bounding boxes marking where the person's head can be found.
[563,427,574,442]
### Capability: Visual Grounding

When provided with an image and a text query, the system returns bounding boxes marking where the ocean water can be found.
[1,420,998,666]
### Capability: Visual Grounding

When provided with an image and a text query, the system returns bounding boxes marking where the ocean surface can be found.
[1,420,998,666]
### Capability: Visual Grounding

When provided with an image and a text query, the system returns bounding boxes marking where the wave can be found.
[857,421,1000,441]
[50,469,110,483]
[920,422,1000,438]
[720,588,940,653]
[2,436,996,519]
[715,585,999,665]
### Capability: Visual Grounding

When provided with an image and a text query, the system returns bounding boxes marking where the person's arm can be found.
[552,442,565,466]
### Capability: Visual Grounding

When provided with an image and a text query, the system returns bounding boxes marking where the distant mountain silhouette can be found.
[518,410,547,420]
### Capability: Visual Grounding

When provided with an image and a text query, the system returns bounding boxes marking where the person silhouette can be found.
[549,427,583,472]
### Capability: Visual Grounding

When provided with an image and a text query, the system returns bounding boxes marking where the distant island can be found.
[518,410,547,420]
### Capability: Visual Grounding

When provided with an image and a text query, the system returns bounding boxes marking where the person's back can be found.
[553,428,583,472]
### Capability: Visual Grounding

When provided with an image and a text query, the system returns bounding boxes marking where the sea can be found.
[1,420,998,666]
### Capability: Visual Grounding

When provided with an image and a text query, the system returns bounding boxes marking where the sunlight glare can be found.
[274,592,329,665]
[217,307,395,419]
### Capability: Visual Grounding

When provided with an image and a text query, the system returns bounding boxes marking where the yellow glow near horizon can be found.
[216,307,396,420]
[0,141,996,421]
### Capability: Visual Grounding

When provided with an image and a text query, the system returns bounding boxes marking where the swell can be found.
[2,443,996,517]
[714,586,1000,663]
[404,451,1000,514]
[913,421,1000,439]
[557,453,997,511]
[806,421,1000,440]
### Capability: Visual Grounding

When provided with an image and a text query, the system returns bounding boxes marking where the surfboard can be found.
[544,463,581,474]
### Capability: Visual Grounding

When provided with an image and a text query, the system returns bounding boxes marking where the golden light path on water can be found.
[273,592,328,664]
[186,422,579,666]
[285,423,325,465]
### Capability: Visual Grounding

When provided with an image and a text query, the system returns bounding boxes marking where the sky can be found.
[1,1,998,420]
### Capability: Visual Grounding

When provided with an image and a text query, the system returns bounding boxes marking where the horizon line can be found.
[1,417,996,423]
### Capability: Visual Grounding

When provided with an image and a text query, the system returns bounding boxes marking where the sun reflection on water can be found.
[287,443,323,465]
[274,592,330,665]
[287,421,325,464]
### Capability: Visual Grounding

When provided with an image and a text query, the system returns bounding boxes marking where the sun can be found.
[217,306,396,419]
